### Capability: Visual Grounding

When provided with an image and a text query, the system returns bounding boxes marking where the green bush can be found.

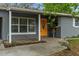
[66,35,79,38]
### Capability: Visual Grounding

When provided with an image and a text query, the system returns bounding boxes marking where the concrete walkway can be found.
[0,38,66,56]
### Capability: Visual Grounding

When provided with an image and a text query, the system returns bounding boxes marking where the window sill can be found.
[11,32,36,35]
[73,25,79,28]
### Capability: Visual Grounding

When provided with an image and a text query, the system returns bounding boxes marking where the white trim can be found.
[27,18,29,32]
[12,16,35,20]
[18,17,20,32]
[73,18,79,28]
[38,14,41,41]
[11,32,36,35]
[9,10,12,43]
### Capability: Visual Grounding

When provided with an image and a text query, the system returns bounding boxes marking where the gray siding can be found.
[0,11,9,40]
[60,16,79,38]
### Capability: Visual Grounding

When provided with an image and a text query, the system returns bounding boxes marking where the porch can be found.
[3,8,61,43]
[0,38,66,56]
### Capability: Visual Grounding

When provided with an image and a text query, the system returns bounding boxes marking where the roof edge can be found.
[0,7,79,17]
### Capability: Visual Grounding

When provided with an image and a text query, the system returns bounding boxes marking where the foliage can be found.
[0,3,42,10]
[68,39,79,47]
[47,15,57,28]
[44,3,78,15]
[44,3,79,28]
[66,35,79,38]
[43,3,79,37]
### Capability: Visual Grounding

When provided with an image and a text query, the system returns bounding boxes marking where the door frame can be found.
[0,17,2,39]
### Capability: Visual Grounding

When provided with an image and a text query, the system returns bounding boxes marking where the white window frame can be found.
[11,16,36,35]
[73,18,79,28]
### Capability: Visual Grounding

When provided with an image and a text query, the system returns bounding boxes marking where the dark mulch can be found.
[50,49,79,56]
[3,40,46,48]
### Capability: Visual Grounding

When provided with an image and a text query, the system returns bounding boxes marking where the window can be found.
[20,18,27,25]
[73,18,79,28]
[28,19,35,32]
[11,17,36,34]
[12,25,18,32]
[12,18,18,32]
[20,18,27,32]
[12,18,18,24]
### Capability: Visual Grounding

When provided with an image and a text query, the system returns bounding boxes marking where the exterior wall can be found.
[60,16,79,38]
[12,12,38,40]
[2,10,78,40]
[0,11,39,40]
[2,10,79,40]
[0,11,9,40]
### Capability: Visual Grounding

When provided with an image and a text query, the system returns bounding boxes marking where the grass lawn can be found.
[68,38,79,47]
[51,38,79,56]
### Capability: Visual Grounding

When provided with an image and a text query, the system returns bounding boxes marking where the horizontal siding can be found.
[60,17,79,38]
[12,34,37,39]
[0,11,9,40]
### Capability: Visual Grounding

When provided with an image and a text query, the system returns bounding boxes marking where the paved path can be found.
[0,38,66,56]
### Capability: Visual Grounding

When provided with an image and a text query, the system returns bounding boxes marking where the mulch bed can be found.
[50,49,79,56]
[3,40,46,48]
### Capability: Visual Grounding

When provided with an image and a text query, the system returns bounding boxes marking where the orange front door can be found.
[40,18,48,37]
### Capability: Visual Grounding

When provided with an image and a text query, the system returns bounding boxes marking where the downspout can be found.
[38,14,41,41]
[8,8,12,43]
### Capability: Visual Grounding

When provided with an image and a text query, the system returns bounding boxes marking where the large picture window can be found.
[11,17,36,34]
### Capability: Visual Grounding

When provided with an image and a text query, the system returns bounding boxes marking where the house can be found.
[0,7,79,43]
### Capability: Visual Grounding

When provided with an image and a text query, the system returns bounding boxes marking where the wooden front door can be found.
[40,18,48,37]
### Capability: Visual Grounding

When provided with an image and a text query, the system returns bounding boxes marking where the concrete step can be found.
[0,44,5,49]
[0,40,5,49]
[0,40,2,44]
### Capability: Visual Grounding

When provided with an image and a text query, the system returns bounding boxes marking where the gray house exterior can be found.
[0,7,79,43]
[0,11,9,40]
[60,16,79,38]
